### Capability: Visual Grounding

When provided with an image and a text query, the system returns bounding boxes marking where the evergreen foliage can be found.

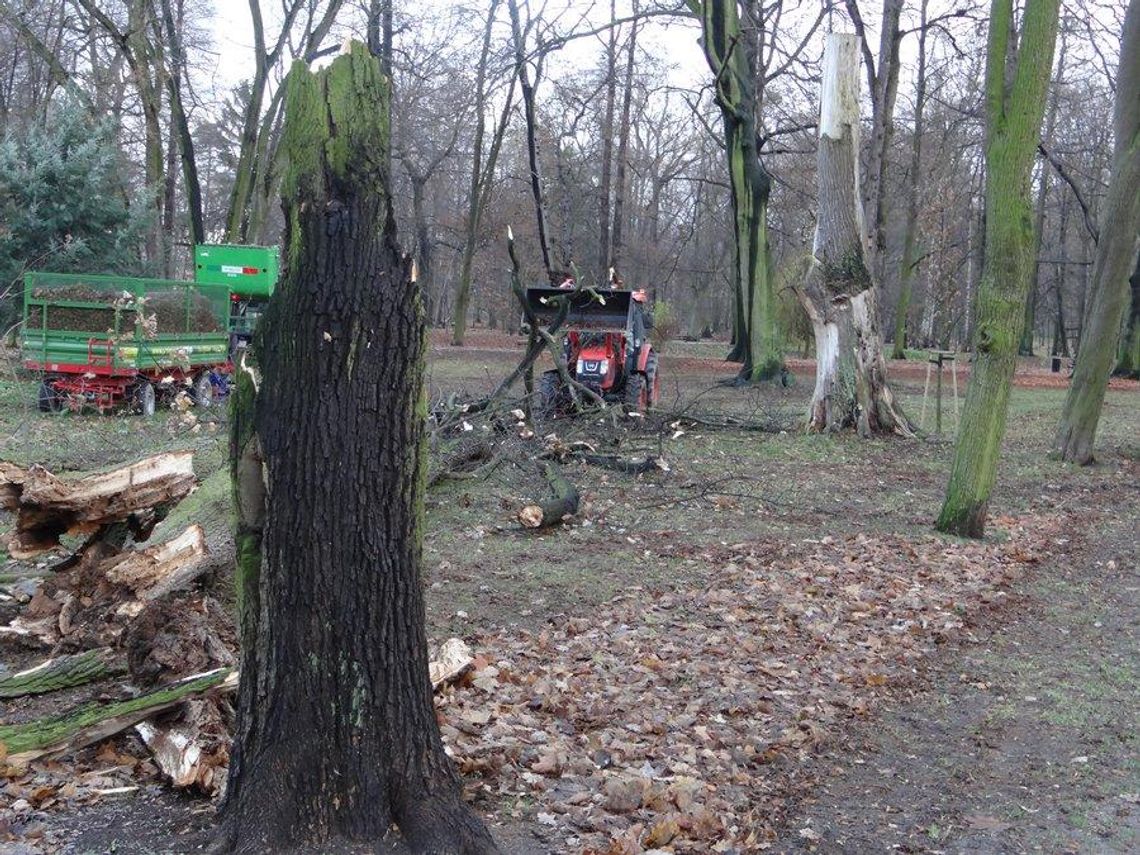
[0,99,149,327]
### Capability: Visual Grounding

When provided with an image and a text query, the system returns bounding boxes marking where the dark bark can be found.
[218,45,496,855]
[160,0,204,245]
[610,10,638,278]
[596,0,618,282]
[508,0,554,280]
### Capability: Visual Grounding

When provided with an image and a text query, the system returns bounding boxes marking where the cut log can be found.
[0,452,197,558]
[518,462,580,528]
[99,524,208,600]
[429,638,475,689]
[0,667,236,766]
[0,647,123,698]
[135,697,229,796]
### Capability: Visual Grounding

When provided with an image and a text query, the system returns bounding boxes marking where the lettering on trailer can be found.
[205,264,262,276]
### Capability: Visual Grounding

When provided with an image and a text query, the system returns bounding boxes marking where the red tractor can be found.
[526,286,660,414]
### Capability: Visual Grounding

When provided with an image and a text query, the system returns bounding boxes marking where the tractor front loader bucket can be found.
[524,287,633,331]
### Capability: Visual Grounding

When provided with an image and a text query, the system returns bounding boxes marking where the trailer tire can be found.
[193,372,215,408]
[132,381,156,417]
[37,380,62,413]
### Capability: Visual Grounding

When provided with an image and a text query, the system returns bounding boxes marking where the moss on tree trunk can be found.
[217,44,497,855]
[798,34,911,436]
[937,0,1061,537]
[1053,0,1140,464]
[697,0,783,382]
[1114,257,1140,379]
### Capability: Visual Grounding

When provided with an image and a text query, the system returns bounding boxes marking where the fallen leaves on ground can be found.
[435,514,1063,852]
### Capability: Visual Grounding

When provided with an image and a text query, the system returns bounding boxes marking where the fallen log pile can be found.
[0,452,478,802]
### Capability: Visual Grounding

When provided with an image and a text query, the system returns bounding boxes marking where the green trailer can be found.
[193,243,278,344]
[22,271,232,415]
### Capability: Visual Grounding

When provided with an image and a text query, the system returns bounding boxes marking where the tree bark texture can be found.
[509,0,554,281]
[218,44,497,855]
[1053,0,1140,464]
[1019,27,1068,356]
[892,0,929,359]
[596,0,618,282]
[797,33,911,436]
[453,0,513,345]
[937,0,1061,536]
[610,9,638,278]
[697,0,783,381]
[1114,256,1140,378]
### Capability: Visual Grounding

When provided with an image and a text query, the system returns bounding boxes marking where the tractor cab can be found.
[525,285,659,413]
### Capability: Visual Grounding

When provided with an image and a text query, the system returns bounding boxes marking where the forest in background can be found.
[0,0,1129,361]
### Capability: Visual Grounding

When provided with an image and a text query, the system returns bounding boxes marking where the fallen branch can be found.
[0,647,123,698]
[0,452,197,558]
[0,667,237,766]
[518,462,580,528]
[99,524,209,600]
[575,452,663,474]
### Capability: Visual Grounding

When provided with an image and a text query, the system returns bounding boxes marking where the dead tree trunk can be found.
[217,44,497,855]
[796,34,912,436]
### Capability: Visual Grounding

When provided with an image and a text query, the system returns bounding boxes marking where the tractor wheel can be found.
[37,379,62,413]
[645,352,660,408]
[132,380,157,417]
[538,370,563,418]
[193,372,215,408]
[624,371,649,412]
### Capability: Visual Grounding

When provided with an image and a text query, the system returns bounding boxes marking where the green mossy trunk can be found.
[1053,0,1140,463]
[217,44,497,855]
[1114,257,1140,378]
[937,0,1061,537]
[0,648,122,699]
[698,0,783,382]
[0,669,231,758]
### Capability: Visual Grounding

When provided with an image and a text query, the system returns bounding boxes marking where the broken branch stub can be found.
[0,452,197,558]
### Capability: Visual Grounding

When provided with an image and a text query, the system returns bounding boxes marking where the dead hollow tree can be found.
[796,33,912,437]
[217,44,498,855]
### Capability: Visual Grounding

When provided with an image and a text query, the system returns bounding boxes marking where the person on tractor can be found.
[526,275,660,416]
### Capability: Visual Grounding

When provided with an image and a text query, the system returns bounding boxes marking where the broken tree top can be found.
[0,452,197,558]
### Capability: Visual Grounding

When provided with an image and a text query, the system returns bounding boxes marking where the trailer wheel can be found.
[193,372,215,408]
[133,380,156,417]
[37,379,62,413]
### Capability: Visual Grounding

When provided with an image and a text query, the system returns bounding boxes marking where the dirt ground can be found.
[1,332,1136,854]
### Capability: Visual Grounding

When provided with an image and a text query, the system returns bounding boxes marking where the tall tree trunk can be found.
[1113,256,1140,378]
[508,0,553,280]
[595,0,618,282]
[217,45,497,855]
[937,0,1061,536]
[610,8,638,279]
[891,0,929,359]
[1051,193,1071,357]
[796,33,911,436]
[849,0,903,291]
[696,0,783,381]
[160,0,204,246]
[1019,26,1068,356]
[453,0,512,345]
[1053,0,1140,463]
